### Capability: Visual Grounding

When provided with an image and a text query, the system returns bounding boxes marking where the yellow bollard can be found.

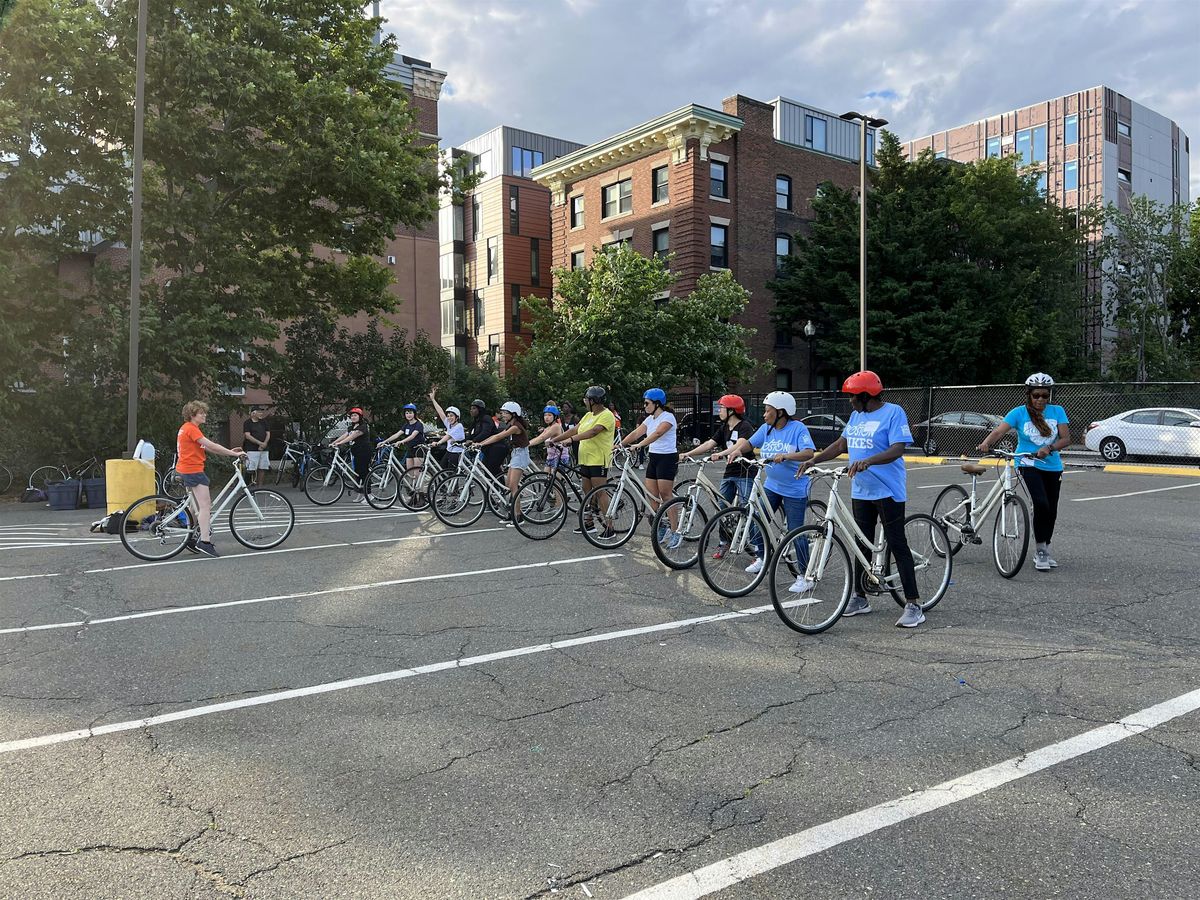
[105,458,156,515]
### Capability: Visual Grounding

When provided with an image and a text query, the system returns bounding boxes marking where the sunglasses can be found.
[1030,392,1051,400]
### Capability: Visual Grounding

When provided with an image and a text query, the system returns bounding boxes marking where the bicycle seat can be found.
[960,463,987,475]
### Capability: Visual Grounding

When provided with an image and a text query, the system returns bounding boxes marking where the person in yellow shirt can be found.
[551,385,615,535]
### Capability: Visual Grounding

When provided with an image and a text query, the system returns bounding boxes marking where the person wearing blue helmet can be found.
[380,402,426,472]
[529,404,568,470]
[622,387,680,548]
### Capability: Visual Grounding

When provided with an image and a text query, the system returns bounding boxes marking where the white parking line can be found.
[0,573,61,583]
[1070,481,1200,502]
[0,551,620,636]
[619,688,1200,900]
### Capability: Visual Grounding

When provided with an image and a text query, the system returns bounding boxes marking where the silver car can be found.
[1084,407,1200,462]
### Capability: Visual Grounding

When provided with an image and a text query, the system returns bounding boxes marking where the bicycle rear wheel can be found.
[303,466,344,506]
[431,473,485,527]
[992,494,1030,578]
[931,484,969,557]
[161,468,186,500]
[366,463,399,510]
[513,473,568,540]
[698,507,771,598]
[229,489,295,549]
[885,513,953,611]
[119,494,194,561]
[0,464,12,495]
[579,483,640,549]
[651,495,708,569]
[769,525,851,634]
[29,465,66,491]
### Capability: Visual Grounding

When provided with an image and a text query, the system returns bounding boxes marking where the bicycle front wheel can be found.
[29,466,66,491]
[431,473,485,527]
[119,494,194,561]
[303,466,345,506]
[513,473,568,540]
[399,466,432,512]
[931,484,969,557]
[698,507,771,598]
[769,525,851,634]
[651,495,708,570]
[229,489,294,549]
[579,483,640,549]
[885,513,953,611]
[992,493,1030,578]
[0,464,12,495]
[366,464,399,510]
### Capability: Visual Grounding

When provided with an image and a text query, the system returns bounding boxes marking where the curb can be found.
[900,454,1198,478]
[1101,463,1200,478]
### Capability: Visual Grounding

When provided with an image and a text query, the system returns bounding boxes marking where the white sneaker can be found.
[788,575,815,594]
[1045,546,1058,568]
[744,558,763,574]
[1034,549,1050,572]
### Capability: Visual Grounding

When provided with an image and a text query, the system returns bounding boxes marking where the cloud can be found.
[381,0,1200,199]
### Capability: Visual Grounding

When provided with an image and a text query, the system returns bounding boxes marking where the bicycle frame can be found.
[802,468,902,592]
[603,450,665,518]
[320,446,364,489]
[446,450,510,508]
[158,462,260,533]
[941,452,1027,534]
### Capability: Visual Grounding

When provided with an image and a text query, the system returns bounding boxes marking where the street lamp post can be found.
[803,319,816,391]
[126,0,148,454]
[839,111,888,372]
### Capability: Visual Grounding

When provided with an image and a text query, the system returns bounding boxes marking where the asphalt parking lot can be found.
[1,462,1197,899]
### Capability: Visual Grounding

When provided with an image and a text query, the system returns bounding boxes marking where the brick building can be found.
[904,85,1191,356]
[438,127,584,373]
[530,94,872,393]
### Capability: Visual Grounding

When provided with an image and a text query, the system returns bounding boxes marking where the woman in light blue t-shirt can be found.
[978,373,1071,572]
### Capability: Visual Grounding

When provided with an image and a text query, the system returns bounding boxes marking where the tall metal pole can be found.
[858,119,867,372]
[126,0,148,454]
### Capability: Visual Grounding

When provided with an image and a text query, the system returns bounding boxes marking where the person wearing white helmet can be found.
[621,387,680,548]
[718,390,816,591]
[427,385,466,472]
[978,373,1071,572]
[473,400,531,524]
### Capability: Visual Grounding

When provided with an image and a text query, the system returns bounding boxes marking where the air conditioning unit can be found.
[386,255,396,265]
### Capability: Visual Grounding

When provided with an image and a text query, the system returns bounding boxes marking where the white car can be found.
[1084,407,1200,462]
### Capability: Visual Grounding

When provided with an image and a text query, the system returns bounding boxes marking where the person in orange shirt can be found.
[177,399,246,557]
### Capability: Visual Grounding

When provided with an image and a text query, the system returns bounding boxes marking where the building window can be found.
[530,237,540,286]
[652,226,669,259]
[805,115,827,151]
[1117,167,1131,185]
[511,284,522,333]
[570,250,585,270]
[775,175,791,210]
[1036,172,1047,196]
[602,179,632,218]
[1064,114,1078,145]
[471,196,480,241]
[488,333,500,366]
[866,131,875,166]
[570,194,584,228]
[509,185,519,235]
[1117,120,1131,139]
[775,233,791,273]
[934,150,946,159]
[486,236,497,283]
[1015,128,1031,165]
[710,224,728,268]
[652,165,669,203]
[775,368,793,391]
[774,328,793,348]
[473,289,483,335]
[709,160,727,199]
[1064,160,1078,191]
[511,146,545,178]
[1032,124,1047,163]
[986,136,1001,159]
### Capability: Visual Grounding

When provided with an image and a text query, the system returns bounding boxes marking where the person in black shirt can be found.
[469,399,505,477]
[381,403,426,472]
[329,406,372,503]
[681,394,755,559]
[241,406,272,486]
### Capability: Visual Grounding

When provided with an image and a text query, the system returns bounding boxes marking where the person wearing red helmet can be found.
[329,406,373,503]
[681,393,755,558]
[800,370,926,627]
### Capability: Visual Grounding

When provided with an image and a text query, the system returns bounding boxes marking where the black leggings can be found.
[352,451,372,491]
[1021,468,1062,544]
[852,497,918,601]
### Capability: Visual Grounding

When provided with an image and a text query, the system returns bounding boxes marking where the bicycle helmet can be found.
[841,371,884,396]
[1024,372,1055,388]
[501,401,522,416]
[717,394,746,415]
[348,406,365,416]
[643,387,667,405]
[470,398,486,410]
[543,405,560,417]
[584,385,607,403]
[445,406,462,418]
[403,403,418,411]
[762,390,797,416]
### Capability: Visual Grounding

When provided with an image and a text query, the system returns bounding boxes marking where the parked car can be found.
[910,412,1016,457]
[799,414,847,449]
[1084,407,1200,462]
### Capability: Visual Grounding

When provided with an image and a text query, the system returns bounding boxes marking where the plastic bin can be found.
[83,477,106,510]
[105,458,156,515]
[47,479,82,510]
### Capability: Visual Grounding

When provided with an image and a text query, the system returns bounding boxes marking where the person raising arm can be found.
[428,386,466,472]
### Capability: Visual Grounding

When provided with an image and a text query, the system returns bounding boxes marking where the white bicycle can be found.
[303,445,366,506]
[930,450,1033,578]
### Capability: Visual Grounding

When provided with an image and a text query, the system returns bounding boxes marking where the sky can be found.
[382,0,1200,200]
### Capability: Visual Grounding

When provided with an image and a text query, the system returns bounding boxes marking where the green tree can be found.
[771,132,1088,386]
[507,244,758,411]
[1097,197,1198,380]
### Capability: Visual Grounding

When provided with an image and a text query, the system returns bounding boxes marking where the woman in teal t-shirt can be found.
[977,373,1071,572]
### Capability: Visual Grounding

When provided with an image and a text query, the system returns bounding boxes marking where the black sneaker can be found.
[573,520,595,535]
[195,540,220,558]
[184,535,200,554]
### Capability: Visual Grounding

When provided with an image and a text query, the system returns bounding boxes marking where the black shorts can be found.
[645,452,679,481]
[578,465,608,479]
[180,472,209,488]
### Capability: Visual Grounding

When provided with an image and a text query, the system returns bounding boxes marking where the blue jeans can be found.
[718,476,752,508]
[752,489,809,570]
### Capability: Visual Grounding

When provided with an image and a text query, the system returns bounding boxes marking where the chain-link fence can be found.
[654,382,1200,464]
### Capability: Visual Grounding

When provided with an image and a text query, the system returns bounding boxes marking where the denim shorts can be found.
[509,447,531,470]
[180,472,209,488]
